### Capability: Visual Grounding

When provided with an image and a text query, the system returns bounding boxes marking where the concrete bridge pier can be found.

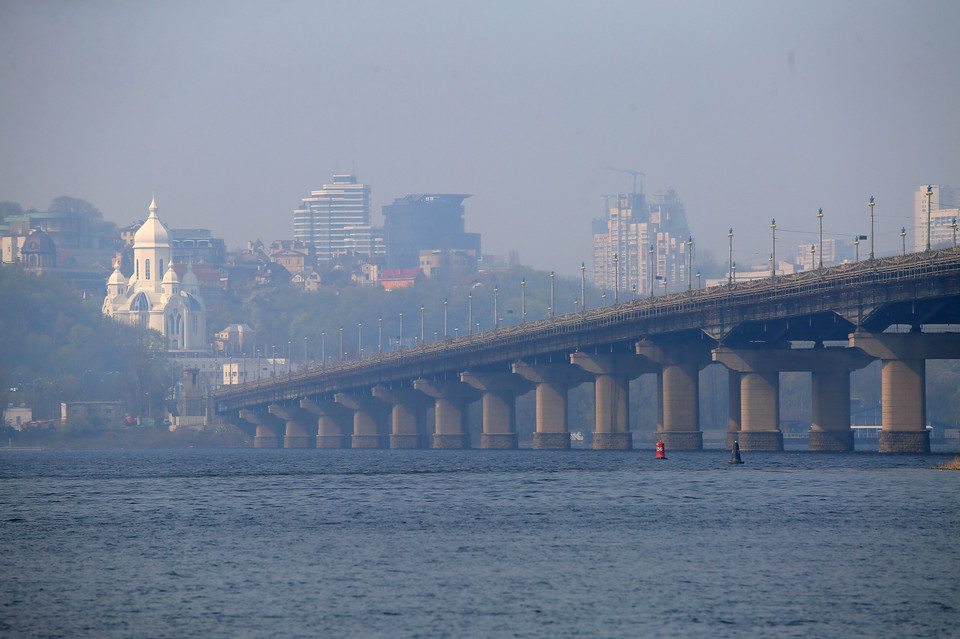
[805,349,872,451]
[712,348,783,451]
[636,340,710,450]
[512,361,590,449]
[414,379,479,448]
[335,392,383,448]
[372,386,427,448]
[268,404,316,448]
[810,369,855,451]
[849,330,960,452]
[301,398,348,448]
[239,408,283,448]
[461,371,533,449]
[571,352,655,450]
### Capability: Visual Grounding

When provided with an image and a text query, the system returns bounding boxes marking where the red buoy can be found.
[656,440,666,459]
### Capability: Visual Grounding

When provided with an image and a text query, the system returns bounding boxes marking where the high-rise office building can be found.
[914,184,959,251]
[592,190,691,296]
[293,174,383,261]
[382,194,480,269]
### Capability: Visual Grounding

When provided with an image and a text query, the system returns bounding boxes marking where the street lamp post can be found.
[521,279,526,323]
[953,218,958,248]
[854,237,860,262]
[443,299,448,337]
[727,228,734,286]
[770,219,776,280]
[731,262,736,284]
[321,331,325,365]
[613,253,620,306]
[272,345,276,377]
[649,244,655,297]
[304,336,308,368]
[287,341,291,374]
[580,262,586,312]
[550,271,555,317]
[399,312,404,350]
[468,293,473,335]
[817,208,824,269]
[493,287,499,328]
[420,305,425,343]
[901,227,906,255]
[809,244,815,269]
[926,185,933,251]
[696,270,701,289]
[378,316,382,354]
[357,323,362,359]
[687,236,693,290]
[869,196,876,261]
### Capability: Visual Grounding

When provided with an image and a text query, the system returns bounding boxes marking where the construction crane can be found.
[605,167,645,196]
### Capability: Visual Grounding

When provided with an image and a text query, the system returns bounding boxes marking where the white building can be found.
[101,197,207,352]
[914,184,959,251]
[293,174,385,261]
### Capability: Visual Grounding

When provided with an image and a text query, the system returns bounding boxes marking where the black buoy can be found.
[729,440,744,464]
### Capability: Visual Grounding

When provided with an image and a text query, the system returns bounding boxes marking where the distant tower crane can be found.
[605,167,646,197]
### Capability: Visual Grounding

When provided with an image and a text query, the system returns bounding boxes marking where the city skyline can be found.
[2,2,959,275]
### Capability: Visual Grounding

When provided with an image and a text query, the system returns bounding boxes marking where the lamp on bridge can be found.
[521,279,527,322]
[550,271,556,317]
[901,227,907,255]
[770,219,776,280]
[580,262,586,312]
[926,185,933,251]
[868,196,876,261]
[817,207,824,269]
[727,228,734,286]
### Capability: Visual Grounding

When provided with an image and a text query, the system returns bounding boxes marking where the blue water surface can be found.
[2,449,958,638]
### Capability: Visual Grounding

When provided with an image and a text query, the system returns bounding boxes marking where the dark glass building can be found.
[382,194,481,269]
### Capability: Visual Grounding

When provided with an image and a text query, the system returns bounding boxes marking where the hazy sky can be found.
[2,1,958,273]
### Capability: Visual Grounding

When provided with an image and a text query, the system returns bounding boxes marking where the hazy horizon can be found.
[2,0,958,274]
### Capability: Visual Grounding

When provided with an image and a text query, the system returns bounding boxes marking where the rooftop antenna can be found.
[606,167,646,197]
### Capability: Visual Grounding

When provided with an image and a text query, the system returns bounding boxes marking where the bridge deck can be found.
[215,249,960,413]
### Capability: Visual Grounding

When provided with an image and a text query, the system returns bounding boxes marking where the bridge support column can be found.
[301,398,348,448]
[513,361,591,449]
[636,340,711,450]
[712,348,783,451]
[269,405,316,448]
[335,392,383,448]
[715,346,873,452]
[413,379,479,449]
[849,330,960,453]
[461,371,533,449]
[240,409,283,448]
[571,352,656,450]
[810,370,854,451]
[727,370,742,450]
[372,386,427,448]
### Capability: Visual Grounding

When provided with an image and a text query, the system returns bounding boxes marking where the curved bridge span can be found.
[215,249,960,453]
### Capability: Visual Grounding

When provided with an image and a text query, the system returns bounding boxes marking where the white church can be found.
[102,197,207,352]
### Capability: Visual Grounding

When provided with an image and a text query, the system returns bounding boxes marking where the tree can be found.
[0,200,23,224]
[48,196,102,222]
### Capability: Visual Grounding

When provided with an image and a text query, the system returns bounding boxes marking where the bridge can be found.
[214,249,960,453]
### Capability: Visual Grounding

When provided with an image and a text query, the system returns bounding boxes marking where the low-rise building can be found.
[60,401,125,430]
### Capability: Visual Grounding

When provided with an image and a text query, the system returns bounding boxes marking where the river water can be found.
[2,449,958,638]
